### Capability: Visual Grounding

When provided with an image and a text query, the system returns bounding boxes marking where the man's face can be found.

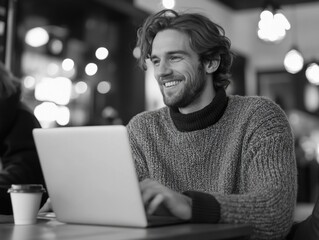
[150,29,207,108]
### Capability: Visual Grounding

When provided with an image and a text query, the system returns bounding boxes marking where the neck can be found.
[169,87,228,132]
[178,78,215,114]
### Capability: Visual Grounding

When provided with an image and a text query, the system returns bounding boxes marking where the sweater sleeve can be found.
[183,190,220,223]
[212,99,297,240]
[126,120,150,181]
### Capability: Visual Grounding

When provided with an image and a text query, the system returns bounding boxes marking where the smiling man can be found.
[126,9,297,240]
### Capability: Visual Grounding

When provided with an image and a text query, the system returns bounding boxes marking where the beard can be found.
[162,64,207,108]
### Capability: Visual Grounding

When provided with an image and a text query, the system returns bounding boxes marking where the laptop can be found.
[33,125,186,227]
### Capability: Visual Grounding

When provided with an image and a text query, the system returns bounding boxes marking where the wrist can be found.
[183,195,193,220]
[183,190,220,223]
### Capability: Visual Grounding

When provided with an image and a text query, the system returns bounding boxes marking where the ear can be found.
[204,56,220,74]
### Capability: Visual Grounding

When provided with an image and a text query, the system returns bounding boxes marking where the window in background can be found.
[12,0,147,127]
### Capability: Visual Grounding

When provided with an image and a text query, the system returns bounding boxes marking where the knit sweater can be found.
[126,91,297,240]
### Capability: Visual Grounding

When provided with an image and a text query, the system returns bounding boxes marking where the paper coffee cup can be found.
[8,184,46,225]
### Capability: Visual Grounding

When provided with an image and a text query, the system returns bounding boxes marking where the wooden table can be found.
[0,215,252,240]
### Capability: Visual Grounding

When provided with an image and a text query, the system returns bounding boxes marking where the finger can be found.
[140,179,162,204]
[140,178,156,192]
[147,194,164,215]
[141,184,158,205]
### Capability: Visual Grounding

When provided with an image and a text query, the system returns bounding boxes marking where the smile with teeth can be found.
[164,81,181,88]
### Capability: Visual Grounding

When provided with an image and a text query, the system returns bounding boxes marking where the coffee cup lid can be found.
[8,184,46,193]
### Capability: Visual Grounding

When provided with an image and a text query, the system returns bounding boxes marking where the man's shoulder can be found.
[127,107,169,128]
[229,95,283,112]
[229,94,275,104]
[227,95,291,133]
[227,95,289,125]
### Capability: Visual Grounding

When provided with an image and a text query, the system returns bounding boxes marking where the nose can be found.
[155,60,173,80]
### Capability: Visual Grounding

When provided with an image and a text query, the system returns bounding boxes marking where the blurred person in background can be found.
[0,62,47,214]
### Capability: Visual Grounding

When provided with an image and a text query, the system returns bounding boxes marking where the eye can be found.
[170,56,182,62]
[151,58,160,66]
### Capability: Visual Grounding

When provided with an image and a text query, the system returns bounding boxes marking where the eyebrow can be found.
[150,50,190,60]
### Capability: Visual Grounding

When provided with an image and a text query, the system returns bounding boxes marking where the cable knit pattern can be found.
[126,95,297,240]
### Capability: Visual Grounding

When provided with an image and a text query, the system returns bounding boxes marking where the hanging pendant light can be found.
[283,5,304,74]
[257,1,290,43]
[305,61,319,85]
[284,46,304,74]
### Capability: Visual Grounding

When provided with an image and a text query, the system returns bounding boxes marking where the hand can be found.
[140,179,192,220]
[39,198,52,213]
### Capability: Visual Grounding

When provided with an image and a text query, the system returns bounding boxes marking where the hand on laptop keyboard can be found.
[140,178,192,220]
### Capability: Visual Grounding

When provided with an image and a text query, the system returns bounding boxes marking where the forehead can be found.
[151,29,193,56]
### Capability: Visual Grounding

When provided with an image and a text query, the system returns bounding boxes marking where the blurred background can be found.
[1,0,319,208]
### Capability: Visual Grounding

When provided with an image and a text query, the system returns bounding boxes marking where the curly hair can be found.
[136,9,234,89]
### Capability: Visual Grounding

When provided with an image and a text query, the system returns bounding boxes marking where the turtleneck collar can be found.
[169,87,228,132]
